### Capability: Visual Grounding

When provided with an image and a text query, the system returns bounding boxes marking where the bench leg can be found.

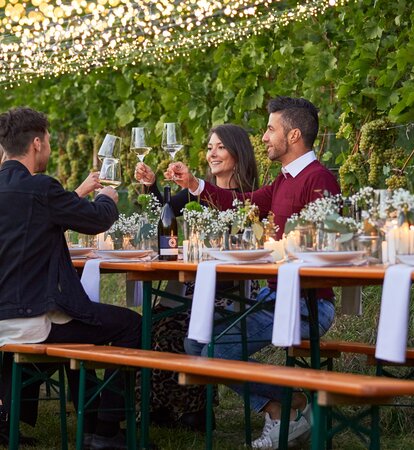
[76,362,87,450]
[58,366,68,450]
[279,387,293,450]
[369,406,380,450]
[124,370,137,450]
[311,396,327,450]
[9,361,22,450]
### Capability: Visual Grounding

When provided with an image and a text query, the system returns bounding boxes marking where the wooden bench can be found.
[46,344,414,450]
[290,340,414,373]
[1,343,98,450]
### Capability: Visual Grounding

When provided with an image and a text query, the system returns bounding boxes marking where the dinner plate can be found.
[397,254,414,266]
[204,248,272,262]
[69,247,94,257]
[95,249,153,259]
[293,250,366,265]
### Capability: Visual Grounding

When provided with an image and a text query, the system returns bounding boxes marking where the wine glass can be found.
[130,127,152,163]
[98,157,122,189]
[161,123,183,160]
[98,134,122,160]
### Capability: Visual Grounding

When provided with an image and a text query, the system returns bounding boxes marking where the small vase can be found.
[187,229,204,263]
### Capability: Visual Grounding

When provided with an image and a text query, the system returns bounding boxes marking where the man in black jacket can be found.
[0,107,141,449]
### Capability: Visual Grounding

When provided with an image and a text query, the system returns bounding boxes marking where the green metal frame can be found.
[9,361,67,450]
[75,361,137,450]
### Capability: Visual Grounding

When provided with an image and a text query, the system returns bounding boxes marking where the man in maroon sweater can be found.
[168,96,340,449]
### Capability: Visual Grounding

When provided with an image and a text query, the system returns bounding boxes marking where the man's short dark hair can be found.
[267,96,319,148]
[0,107,49,157]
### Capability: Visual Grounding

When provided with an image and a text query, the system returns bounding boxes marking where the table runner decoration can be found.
[375,264,414,363]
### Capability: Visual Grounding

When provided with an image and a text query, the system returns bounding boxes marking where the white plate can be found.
[293,251,366,265]
[95,250,153,259]
[204,249,272,262]
[69,247,94,257]
[397,254,414,266]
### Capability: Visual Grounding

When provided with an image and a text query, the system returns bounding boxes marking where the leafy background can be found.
[1,0,414,211]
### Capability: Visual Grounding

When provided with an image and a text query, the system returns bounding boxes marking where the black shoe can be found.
[178,410,216,433]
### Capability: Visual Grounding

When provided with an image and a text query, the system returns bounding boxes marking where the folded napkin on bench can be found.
[375,264,414,363]
[188,258,271,344]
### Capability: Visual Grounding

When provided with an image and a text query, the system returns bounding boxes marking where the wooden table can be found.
[73,259,414,448]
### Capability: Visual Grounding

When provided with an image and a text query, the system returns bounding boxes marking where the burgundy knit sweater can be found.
[201,160,341,296]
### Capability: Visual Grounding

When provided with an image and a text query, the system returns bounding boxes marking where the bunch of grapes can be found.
[359,118,397,154]
[338,151,368,195]
[385,174,409,190]
[383,147,407,168]
[367,150,382,186]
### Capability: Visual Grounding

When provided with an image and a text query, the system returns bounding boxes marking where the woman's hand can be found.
[75,171,102,197]
[134,162,156,186]
[164,162,199,191]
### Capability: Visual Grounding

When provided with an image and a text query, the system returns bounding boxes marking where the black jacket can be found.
[0,160,119,323]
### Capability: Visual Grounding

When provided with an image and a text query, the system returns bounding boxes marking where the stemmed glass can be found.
[98,157,122,189]
[130,127,152,163]
[161,123,183,160]
[97,134,122,160]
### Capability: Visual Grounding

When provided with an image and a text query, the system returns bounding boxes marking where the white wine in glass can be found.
[98,157,122,189]
[162,123,183,160]
[130,127,152,163]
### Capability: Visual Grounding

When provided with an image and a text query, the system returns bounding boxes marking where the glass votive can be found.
[230,233,243,250]
[316,230,357,252]
[395,224,414,265]
[66,231,97,248]
[356,234,381,264]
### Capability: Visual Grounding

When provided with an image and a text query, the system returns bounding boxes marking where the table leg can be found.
[140,280,152,450]
[305,288,321,370]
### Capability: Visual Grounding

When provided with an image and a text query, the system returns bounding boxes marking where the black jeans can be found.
[1,302,141,426]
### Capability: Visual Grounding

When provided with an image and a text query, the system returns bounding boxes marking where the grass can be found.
[3,281,414,449]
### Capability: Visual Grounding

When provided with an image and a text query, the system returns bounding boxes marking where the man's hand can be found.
[98,186,119,204]
[164,162,199,191]
[75,171,102,198]
[134,162,156,186]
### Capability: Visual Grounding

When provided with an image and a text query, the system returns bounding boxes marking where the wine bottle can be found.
[158,186,178,261]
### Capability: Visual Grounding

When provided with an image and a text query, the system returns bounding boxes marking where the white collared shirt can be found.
[281,150,317,178]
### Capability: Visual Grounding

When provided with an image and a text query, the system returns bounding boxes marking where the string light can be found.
[0,0,350,87]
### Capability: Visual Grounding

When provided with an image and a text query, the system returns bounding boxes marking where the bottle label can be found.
[159,235,178,255]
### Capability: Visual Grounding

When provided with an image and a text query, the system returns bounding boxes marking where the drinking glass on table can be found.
[98,157,122,189]
[161,123,183,160]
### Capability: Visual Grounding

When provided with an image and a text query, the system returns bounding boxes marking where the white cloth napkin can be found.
[80,257,150,304]
[126,280,143,307]
[375,264,414,363]
[188,258,272,343]
[81,259,102,302]
[272,261,310,347]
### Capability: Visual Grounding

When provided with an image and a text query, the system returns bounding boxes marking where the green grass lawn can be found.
[3,280,414,449]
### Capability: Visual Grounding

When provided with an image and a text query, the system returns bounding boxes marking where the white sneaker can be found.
[252,412,310,449]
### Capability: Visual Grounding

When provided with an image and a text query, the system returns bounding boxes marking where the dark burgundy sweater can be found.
[201,160,341,296]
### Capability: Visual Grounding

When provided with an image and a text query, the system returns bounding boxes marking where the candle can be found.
[264,238,285,262]
[410,226,414,254]
[387,229,396,264]
[182,240,189,263]
[381,241,388,264]
[397,223,410,255]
